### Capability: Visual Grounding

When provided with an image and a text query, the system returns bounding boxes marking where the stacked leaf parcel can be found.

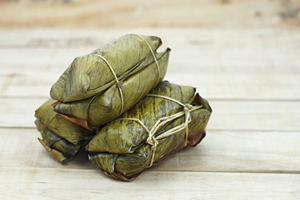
[35,34,169,163]
[34,34,212,181]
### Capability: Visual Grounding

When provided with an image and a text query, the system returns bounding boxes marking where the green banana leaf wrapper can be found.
[51,34,162,103]
[53,47,170,129]
[87,81,212,181]
[35,99,95,163]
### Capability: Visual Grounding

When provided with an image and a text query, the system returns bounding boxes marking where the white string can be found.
[94,35,161,117]
[94,54,124,116]
[118,94,202,167]
[133,34,161,86]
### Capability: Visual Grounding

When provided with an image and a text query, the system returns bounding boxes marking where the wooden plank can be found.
[0,29,299,100]
[1,98,299,131]
[0,98,47,128]
[1,29,300,74]
[166,73,300,100]
[1,128,299,173]
[156,131,300,173]
[0,168,299,200]
[210,100,300,131]
[0,0,299,28]
[1,72,300,100]
[0,128,95,170]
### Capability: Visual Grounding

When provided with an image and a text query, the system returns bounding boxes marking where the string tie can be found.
[118,94,202,167]
[94,34,160,117]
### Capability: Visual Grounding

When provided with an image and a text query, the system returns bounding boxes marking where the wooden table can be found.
[0,28,299,199]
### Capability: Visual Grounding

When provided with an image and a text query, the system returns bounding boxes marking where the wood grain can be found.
[0,169,299,200]
[2,98,299,131]
[1,128,299,174]
[1,29,300,74]
[0,28,299,199]
[1,72,299,100]
[0,29,300,102]
[0,0,299,28]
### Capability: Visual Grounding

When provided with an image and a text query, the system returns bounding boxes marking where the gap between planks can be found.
[1,126,300,133]
[0,166,299,175]
[2,96,300,102]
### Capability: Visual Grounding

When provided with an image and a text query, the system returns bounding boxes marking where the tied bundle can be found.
[35,34,170,163]
[51,34,170,129]
[87,81,211,181]
[34,34,212,181]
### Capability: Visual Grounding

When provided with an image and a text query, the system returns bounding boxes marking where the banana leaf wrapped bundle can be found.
[35,99,95,163]
[87,81,212,181]
[50,34,170,130]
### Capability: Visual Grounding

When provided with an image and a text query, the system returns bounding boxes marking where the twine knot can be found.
[184,104,193,111]
[117,95,202,168]
[146,133,158,147]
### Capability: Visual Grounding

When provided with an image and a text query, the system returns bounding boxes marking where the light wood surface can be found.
[0,0,300,28]
[1,128,300,173]
[1,169,299,200]
[2,98,300,131]
[0,29,299,199]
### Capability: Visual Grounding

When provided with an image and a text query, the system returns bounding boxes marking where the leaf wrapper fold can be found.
[50,34,162,102]
[54,48,170,129]
[35,99,95,163]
